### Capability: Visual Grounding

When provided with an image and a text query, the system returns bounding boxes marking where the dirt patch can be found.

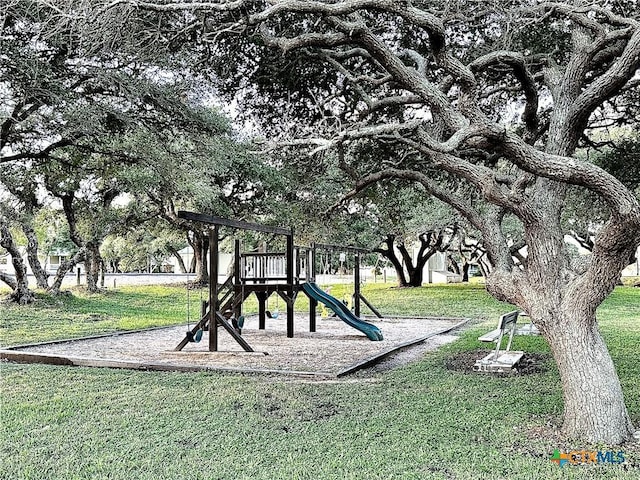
[444,350,551,375]
[357,334,460,375]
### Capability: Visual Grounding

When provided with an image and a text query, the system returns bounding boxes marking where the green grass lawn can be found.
[0,285,191,347]
[1,283,639,479]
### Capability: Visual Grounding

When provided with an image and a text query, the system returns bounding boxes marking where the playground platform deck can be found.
[1,315,467,377]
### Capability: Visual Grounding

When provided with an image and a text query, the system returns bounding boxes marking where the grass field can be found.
[1,283,639,479]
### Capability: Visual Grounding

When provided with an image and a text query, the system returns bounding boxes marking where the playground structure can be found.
[175,211,383,352]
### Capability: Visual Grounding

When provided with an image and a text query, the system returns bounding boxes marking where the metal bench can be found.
[474,310,525,372]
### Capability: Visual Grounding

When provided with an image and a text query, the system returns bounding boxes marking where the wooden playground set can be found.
[0,211,538,377]
[0,209,537,375]
[173,210,538,373]
[175,210,384,354]
[0,209,472,377]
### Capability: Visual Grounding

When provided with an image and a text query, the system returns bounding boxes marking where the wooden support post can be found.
[358,293,383,318]
[234,239,242,319]
[215,312,254,352]
[309,244,316,332]
[201,300,207,328]
[233,286,242,320]
[256,292,267,329]
[309,297,317,332]
[286,299,295,336]
[209,226,219,352]
[354,252,361,317]
[286,230,294,338]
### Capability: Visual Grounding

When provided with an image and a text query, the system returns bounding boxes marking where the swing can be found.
[185,276,203,343]
[232,315,245,333]
[266,286,280,319]
[231,283,246,333]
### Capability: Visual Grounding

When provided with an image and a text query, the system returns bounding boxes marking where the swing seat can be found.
[193,328,203,342]
[231,316,244,333]
[186,329,204,343]
[266,310,279,319]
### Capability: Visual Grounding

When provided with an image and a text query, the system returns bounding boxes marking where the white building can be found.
[415,241,640,284]
[0,247,84,276]
[423,251,462,284]
[622,246,640,277]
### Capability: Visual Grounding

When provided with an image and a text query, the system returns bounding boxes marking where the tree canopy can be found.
[6,0,640,444]
[1,1,283,292]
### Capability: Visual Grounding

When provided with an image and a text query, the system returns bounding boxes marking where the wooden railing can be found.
[239,247,310,283]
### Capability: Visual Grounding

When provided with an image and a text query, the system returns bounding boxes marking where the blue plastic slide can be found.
[302,282,383,341]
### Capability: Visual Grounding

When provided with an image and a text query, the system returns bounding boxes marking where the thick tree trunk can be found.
[545,311,634,444]
[461,262,470,282]
[49,249,85,294]
[85,243,102,292]
[490,270,636,444]
[390,257,409,286]
[8,275,34,304]
[397,240,429,287]
[488,204,638,444]
[196,235,209,284]
[408,244,437,286]
[188,232,209,285]
[169,246,187,273]
[374,235,409,287]
[0,271,18,290]
[22,223,49,289]
[0,220,35,304]
[407,255,431,286]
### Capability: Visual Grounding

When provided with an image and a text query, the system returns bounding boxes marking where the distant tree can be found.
[120,125,284,284]
[274,143,463,286]
[565,138,640,253]
[352,182,459,287]
[0,212,34,304]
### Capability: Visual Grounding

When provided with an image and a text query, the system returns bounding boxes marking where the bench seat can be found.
[478,328,502,342]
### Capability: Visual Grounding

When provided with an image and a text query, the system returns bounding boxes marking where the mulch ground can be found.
[4,314,466,376]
